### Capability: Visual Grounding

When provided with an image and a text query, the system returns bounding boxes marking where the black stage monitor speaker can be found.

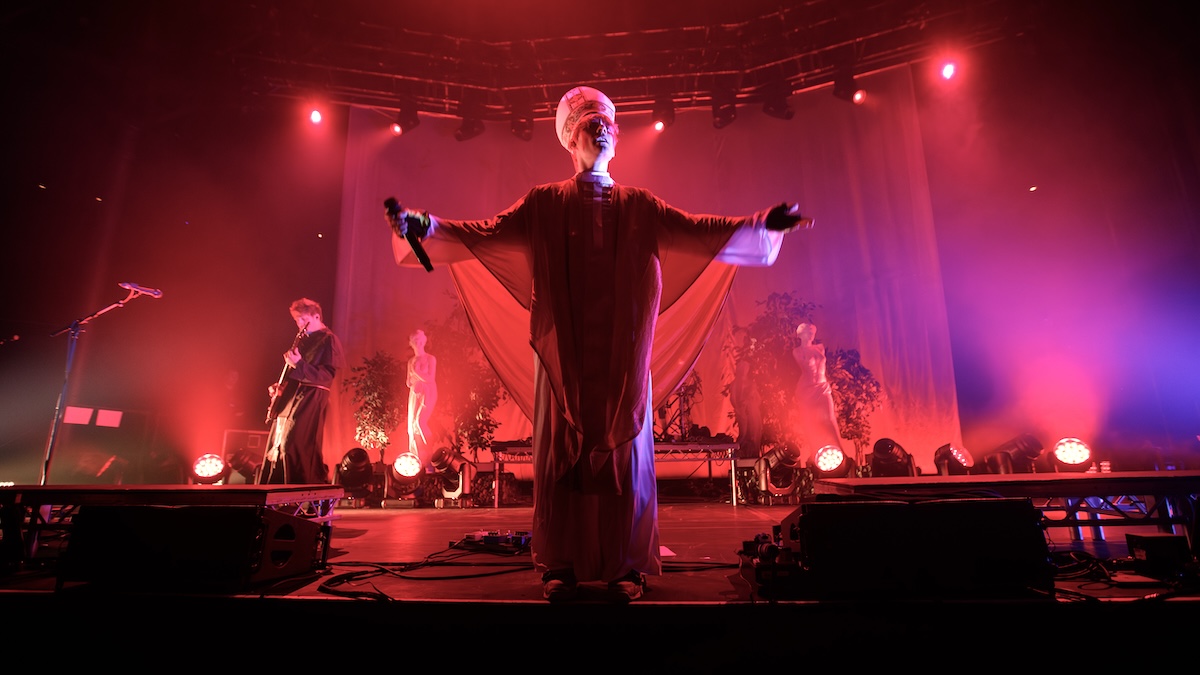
[1126,533,1193,579]
[772,497,1055,600]
[59,504,325,593]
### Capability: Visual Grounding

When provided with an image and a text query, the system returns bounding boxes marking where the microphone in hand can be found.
[384,197,434,272]
[384,197,407,235]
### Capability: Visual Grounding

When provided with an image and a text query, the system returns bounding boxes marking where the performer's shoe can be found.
[607,570,647,604]
[541,569,578,602]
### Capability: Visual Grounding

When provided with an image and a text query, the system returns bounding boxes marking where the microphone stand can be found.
[42,289,147,485]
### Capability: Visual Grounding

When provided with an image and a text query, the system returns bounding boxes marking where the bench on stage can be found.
[488,441,739,508]
[0,484,344,592]
[811,470,1200,554]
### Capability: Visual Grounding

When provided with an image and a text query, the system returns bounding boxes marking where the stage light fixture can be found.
[867,438,916,477]
[933,443,975,476]
[225,449,261,484]
[429,446,474,499]
[761,80,794,120]
[336,447,375,496]
[387,451,424,498]
[1051,437,1093,472]
[711,90,737,129]
[390,104,420,136]
[833,73,866,105]
[982,433,1044,474]
[753,442,805,496]
[394,452,422,477]
[454,94,486,141]
[190,453,229,485]
[652,97,675,132]
[807,444,855,479]
[510,106,534,141]
[455,116,485,142]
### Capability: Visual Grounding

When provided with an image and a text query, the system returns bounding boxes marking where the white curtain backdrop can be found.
[327,66,961,474]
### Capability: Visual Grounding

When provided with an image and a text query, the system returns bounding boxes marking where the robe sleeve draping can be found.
[390,180,786,431]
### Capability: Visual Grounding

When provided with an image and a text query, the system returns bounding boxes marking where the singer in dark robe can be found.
[386,86,813,602]
[259,298,345,484]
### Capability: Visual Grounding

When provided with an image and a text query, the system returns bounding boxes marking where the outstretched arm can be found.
[716,203,815,267]
[765,203,814,233]
[384,202,476,267]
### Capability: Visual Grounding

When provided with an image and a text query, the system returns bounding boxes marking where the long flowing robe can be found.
[391,171,786,581]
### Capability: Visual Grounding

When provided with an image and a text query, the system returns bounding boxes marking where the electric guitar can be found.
[265,321,309,423]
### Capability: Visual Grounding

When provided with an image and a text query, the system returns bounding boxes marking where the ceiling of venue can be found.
[221,0,1040,121]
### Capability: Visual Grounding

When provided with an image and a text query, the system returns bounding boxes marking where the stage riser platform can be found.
[0,484,343,591]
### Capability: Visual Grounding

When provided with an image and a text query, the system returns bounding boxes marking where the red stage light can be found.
[1052,437,1092,472]
[393,452,422,478]
[191,453,228,484]
[808,444,855,478]
[386,452,424,499]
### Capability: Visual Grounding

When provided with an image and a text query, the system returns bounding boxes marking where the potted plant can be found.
[340,350,405,504]
[723,292,883,501]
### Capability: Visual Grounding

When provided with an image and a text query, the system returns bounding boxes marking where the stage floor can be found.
[3,490,1199,667]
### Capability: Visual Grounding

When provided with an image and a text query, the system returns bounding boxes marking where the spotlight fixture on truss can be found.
[711,89,737,129]
[652,97,675,132]
[390,102,420,136]
[509,99,534,141]
[833,73,866,105]
[455,116,485,141]
[761,79,794,120]
[454,97,486,141]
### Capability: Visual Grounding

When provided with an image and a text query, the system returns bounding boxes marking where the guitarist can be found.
[258,298,345,485]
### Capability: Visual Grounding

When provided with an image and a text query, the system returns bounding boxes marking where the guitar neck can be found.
[266,323,311,421]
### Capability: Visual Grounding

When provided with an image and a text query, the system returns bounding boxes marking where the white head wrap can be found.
[555,86,616,149]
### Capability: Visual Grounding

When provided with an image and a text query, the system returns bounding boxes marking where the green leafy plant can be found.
[422,301,510,458]
[341,350,405,454]
[723,291,883,458]
[826,347,883,457]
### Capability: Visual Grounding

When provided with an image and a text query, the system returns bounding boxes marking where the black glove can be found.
[384,197,430,239]
[384,197,435,271]
[402,210,431,240]
[766,202,799,231]
[765,202,814,232]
